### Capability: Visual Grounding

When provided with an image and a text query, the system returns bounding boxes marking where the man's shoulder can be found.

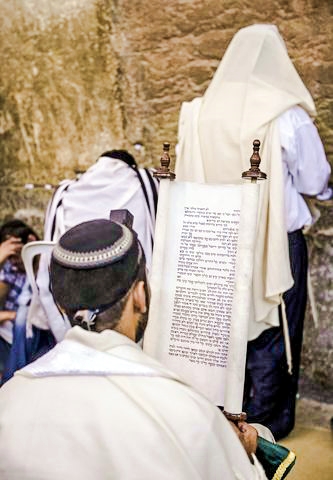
[279,105,313,131]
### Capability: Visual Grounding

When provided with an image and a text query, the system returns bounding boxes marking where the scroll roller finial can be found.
[153,142,176,180]
[242,139,267,182]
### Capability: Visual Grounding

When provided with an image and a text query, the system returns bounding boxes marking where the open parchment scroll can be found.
[143,179,259,411]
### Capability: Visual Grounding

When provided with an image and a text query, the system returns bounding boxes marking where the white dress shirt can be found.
[279,106,331,232]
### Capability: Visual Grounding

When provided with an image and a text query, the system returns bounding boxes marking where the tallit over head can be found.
[177,24,316,338]
[50,219,143,313]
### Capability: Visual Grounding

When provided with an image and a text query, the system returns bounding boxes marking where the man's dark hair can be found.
[99,150,137,168]
[67,253,147,333]
[0,219,38,244]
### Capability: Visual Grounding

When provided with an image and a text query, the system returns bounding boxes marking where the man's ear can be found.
[132,281,147,314]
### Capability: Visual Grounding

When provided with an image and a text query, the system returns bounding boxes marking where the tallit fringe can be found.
[307,269,319,328]
[302,201,320,329]
[280,295,293,375]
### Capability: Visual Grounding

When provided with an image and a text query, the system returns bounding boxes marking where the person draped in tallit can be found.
[0,218,279,480]
[176,24,331,440]
[30,149,159,343]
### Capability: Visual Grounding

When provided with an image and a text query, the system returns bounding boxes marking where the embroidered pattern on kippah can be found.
[53,224,133,268]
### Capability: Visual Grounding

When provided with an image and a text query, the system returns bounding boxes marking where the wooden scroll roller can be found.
[242,139,267,183]
[223,139,266,424]
[153,142,176,180]
[223,410,248,423]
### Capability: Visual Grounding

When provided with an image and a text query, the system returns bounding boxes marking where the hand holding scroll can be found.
[229,421,258,460]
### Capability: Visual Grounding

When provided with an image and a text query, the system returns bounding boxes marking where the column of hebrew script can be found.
[169,206,239,368]
[144,181,243,405]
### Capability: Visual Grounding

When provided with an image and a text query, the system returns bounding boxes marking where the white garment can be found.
[279,106,331,232]
[51,157,157,271]
[0,326,267,480]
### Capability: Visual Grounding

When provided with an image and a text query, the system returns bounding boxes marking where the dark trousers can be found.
[243,230,308,440]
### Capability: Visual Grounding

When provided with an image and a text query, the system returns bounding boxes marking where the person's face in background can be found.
[6,233,36,273]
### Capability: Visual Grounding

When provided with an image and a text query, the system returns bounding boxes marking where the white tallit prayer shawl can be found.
[26,156,158,340]
[0,327,267,480]
[177,97,206,182]
[176,24,316,339]
[49,157,157,267]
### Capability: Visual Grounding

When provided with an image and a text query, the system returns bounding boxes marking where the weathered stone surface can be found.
[301,200,333,397]
[0,187,53,238]
[0,0,332,397]
[0,0,124,183]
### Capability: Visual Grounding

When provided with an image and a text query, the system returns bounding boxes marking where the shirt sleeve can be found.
[284,115,331,197]
[0,261,10,283]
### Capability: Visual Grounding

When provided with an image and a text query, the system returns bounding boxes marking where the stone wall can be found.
[0,0,332,397]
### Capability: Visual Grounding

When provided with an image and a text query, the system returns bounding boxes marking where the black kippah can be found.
[100,150,137,168]
[50,219,143,312]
